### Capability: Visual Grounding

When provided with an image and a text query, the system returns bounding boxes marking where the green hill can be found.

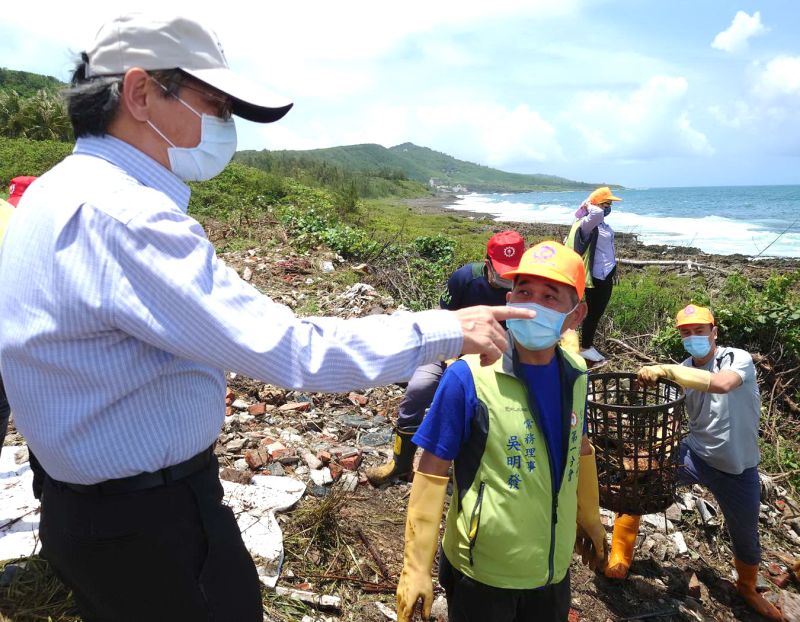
[244,142,609,193]
[0,68,64,97]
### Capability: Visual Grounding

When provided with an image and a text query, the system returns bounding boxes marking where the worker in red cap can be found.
[7,176,37,207]
[566,186,622,364]
[605,304,783,621]
[367,230,526,486]
[397,241,607,622]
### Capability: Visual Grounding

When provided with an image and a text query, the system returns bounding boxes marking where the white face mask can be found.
[147,94,237,182]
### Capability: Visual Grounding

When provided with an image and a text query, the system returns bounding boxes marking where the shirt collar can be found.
[73,135,191,212]
[497,338,584,385]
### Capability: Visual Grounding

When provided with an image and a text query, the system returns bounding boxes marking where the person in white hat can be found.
[565,186,622,364]
[0,13,531,622]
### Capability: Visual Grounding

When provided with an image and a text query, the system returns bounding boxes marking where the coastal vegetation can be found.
[0,70,71,142]
[1,68,799,622]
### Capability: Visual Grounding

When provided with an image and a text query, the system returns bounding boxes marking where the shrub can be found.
[0,136,72,183]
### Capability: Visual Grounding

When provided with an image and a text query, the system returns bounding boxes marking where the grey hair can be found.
[64,53,184,138]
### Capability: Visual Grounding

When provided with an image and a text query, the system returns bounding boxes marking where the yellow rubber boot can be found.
[604,514,641,579]
[366,430,416,486]
[734,559,783,621]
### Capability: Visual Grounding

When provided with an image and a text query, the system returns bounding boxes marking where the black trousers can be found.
[0,374,9,460]
[40,454,262,622]
[439,553,571,622]
[581,267,615,349]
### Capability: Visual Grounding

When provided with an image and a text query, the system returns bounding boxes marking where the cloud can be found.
[711,11,768,53]
[413,103,564,166]
[754,55,800,99]
[705,56,800,156]
[708,102,757,129]
[567,76,713,159]
[245,100,565,169]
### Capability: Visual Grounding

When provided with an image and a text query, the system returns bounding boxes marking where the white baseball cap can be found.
[84,14,293,123]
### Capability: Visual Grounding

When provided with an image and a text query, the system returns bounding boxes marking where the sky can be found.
[1,1,799,188]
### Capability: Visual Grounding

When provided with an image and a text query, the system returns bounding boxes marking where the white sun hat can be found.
[84,13,293,123]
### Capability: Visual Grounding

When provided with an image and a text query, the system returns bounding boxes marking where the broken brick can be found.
[330,446,359,460]
[348,392,368,406]
[265,441,294,462]
[259,436,278,447]
[767,562,783,576]
[225,406,234,417]
[317,450,332,466]
[328,462,344,481]
[247,402,266,416]
[244,449,267,470]
[278,401,311,412]
[340,453,362,471]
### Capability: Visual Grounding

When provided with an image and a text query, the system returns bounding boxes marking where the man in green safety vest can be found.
[396,240,608,622]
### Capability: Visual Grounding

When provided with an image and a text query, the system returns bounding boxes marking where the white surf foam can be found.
[449,194,800,258]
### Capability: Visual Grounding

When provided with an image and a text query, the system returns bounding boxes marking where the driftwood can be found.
[617,258,730,274]
[304,572,396,593]
[355,526,391,580]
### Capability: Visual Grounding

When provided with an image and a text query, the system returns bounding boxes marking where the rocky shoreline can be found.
[402,194,800,275]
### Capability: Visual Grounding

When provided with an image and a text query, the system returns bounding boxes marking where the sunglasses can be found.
[178,82,234,121]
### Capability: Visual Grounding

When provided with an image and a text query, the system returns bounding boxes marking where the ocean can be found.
[445,185,800,258]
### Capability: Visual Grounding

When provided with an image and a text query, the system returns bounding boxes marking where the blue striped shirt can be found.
[0,135,462,484]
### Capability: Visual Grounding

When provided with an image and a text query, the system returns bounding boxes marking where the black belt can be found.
[52,445,215,495]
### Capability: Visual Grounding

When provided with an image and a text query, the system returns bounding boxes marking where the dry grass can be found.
[0,556,80,622]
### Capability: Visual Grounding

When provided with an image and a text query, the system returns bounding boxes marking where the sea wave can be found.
[448,194,800,258]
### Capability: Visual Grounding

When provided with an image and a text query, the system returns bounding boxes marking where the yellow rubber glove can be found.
[0,199,13,245]
[637,364,712,392]
[559,329,580,355]
[575,444,608,572]
[396,471,449,622]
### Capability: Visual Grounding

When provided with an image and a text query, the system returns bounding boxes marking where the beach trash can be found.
[586,373,685,515]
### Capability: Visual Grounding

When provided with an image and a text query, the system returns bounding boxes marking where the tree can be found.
[0,89,72,142]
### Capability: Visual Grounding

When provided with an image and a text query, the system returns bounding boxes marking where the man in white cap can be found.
[0,14,530,622]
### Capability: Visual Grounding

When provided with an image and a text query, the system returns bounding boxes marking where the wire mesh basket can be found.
[586,372,685,515]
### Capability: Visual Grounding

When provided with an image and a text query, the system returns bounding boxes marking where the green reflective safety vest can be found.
[565,220,595,289]
[0,199,13,246]
[442,346,587,589]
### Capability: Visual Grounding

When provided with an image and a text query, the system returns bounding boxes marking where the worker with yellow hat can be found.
[566,186,622,364]
[396,241,607,622]
[604,304,782,621]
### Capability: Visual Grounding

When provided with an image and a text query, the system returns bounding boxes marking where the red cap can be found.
[8,176,37,207]
[486,230,524,275]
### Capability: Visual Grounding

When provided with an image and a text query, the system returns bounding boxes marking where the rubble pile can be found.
[215,244,800,622]
[4,241,800,622]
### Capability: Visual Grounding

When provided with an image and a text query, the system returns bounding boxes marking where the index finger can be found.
[489,306,536,321]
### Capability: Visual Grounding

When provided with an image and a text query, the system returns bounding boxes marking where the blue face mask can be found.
[506,301,578,351]
[603,206,612,216]
[682,335,712,358]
